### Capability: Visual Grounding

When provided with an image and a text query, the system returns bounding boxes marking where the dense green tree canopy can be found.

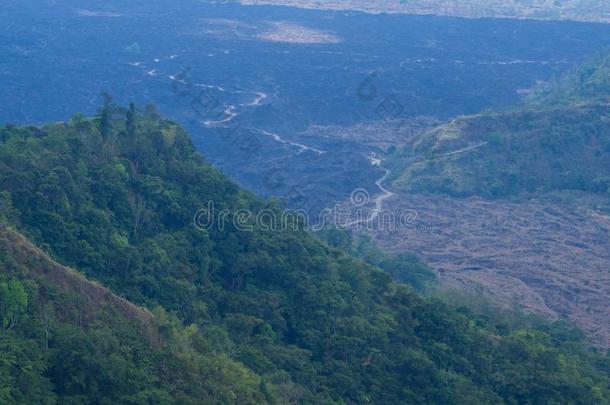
[0,104,607,404]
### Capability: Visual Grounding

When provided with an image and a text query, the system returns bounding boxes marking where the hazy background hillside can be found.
[241,0,610,23]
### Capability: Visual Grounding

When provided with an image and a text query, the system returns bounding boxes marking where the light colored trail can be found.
[344,160,395,228]
[204,106,238,126]
[248,92,267,106]
[258,129,325,154]
[203,92,268,126]
[369,168,395,221]
[343,140,487,227]
[166,75,268,126]
[196,83,226,92]
[346,140,489,228]
[432,141,488,159]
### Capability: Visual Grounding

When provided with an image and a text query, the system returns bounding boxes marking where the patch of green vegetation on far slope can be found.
[388,52,610,202]
[527,51,610,107]
[389,104,610,199]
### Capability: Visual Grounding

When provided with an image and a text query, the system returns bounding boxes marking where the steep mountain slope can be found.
[0,225,158,344]
[0,104,608,403]
[0,226,268,404]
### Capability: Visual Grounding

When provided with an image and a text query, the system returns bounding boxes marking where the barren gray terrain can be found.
[241,0,610,23]
[366,192,610,348]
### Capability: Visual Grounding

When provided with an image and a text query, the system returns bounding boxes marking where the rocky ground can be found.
[367,192,610,348]
[291,119,610,348]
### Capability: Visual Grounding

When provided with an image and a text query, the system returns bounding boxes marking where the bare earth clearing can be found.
[0,225,160,346]
[201,18,341,44]
[367,193,610,348]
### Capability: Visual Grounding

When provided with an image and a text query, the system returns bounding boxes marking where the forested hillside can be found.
[389,104,610,199]
[0,103,608,403]
[0,226,267,404]
[389,53,610,201]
